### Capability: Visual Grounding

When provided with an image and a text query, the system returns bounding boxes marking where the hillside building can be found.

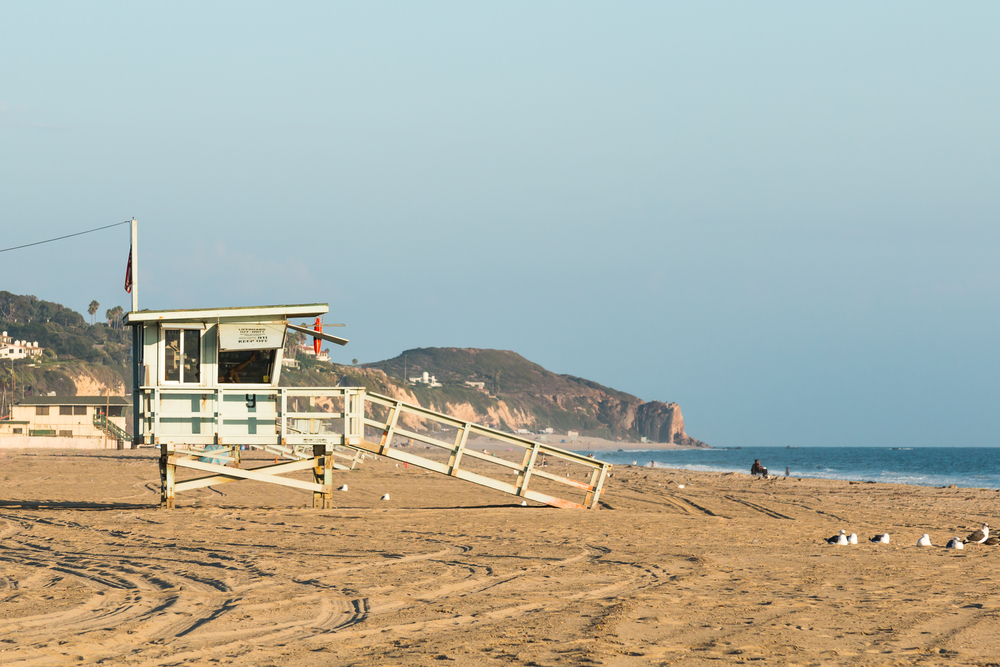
[298,345,330,362]
[409,371,442,388]
[0,396,130,441]
[0,332,43,360]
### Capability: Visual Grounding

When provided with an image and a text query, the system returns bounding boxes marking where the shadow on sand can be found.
[0,499,157,511]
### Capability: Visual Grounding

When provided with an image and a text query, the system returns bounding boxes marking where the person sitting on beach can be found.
[751,459,767,477]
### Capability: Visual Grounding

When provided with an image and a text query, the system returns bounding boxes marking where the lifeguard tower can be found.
[124,224,609,510]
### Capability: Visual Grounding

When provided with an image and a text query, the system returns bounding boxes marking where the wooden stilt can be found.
[161,441,176,509]
[312,444,330,508]
[323,445,333,508]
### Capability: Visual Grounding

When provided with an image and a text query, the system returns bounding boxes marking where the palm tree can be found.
[88,300,99,325]
[105,306,124,330]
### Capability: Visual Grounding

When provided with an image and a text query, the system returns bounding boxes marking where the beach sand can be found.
[2,448,999,665]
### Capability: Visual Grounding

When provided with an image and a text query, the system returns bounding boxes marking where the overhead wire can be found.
[0,220,131,254]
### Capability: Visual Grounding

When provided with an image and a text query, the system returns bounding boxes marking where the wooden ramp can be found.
[356,392,609,510]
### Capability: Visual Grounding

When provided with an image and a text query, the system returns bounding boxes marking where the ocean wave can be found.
[597,447,1000,489]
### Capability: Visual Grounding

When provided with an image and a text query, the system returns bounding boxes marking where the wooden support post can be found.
[161,441,175,509]
[448,423,470,476]
[516,443,540,497]
[379,403,401,455]
[323,444,333,508]
[312,444,328,508]
[584,464,608,509]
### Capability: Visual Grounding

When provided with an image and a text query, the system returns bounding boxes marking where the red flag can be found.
[125,247,132,293]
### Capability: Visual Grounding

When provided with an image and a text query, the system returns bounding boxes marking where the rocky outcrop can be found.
[634,401,684,444]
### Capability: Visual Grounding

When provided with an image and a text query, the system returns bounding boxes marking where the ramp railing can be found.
[93,412,131,442]
[357,392,609,510]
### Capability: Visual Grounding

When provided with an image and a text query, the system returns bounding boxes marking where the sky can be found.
[2,2,999,447]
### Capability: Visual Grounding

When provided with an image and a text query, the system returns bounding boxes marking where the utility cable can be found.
[0,220,131,254]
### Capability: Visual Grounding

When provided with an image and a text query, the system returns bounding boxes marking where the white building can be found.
[0,396,130,440]
[0,332,43,360]
[409,371,442,388]
[298,345,330,362]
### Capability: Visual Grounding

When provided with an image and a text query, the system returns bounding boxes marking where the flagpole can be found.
[129,217,140,449]
[130,218,138,313]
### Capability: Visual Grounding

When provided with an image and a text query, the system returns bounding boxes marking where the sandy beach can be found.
[2,448,1000,666]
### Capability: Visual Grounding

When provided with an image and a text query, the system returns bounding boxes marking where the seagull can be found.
[917,534,932,547]
[827,530,849,545]
[963,523,989,544]
[338,484,349,491]
[870,533,890,544]
[381,493,390,500]
[946,537,964,550]
[984,536,1000,546]
[849,533,858,545]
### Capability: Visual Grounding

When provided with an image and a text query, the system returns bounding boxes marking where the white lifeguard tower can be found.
[126,303,365,508]
[124,222,609,510]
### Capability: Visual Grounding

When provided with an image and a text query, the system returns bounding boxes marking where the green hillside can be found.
[0,292,132,414]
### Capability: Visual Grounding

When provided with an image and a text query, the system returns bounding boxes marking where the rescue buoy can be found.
[313,317,322,355]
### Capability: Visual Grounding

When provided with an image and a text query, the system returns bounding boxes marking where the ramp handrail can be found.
[358,392,609,509]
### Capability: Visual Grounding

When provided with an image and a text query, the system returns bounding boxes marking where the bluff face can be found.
[284,347,707,446]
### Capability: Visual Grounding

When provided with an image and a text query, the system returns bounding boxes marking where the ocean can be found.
[580,446,1000,490]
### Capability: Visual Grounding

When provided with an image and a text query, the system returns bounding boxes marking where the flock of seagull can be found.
[826,523,994,549]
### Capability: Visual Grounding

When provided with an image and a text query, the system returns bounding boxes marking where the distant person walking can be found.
[650,460,655,468]
[785,466,790,478]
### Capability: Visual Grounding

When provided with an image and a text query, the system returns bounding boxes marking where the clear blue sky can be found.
[2,3,998,447]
